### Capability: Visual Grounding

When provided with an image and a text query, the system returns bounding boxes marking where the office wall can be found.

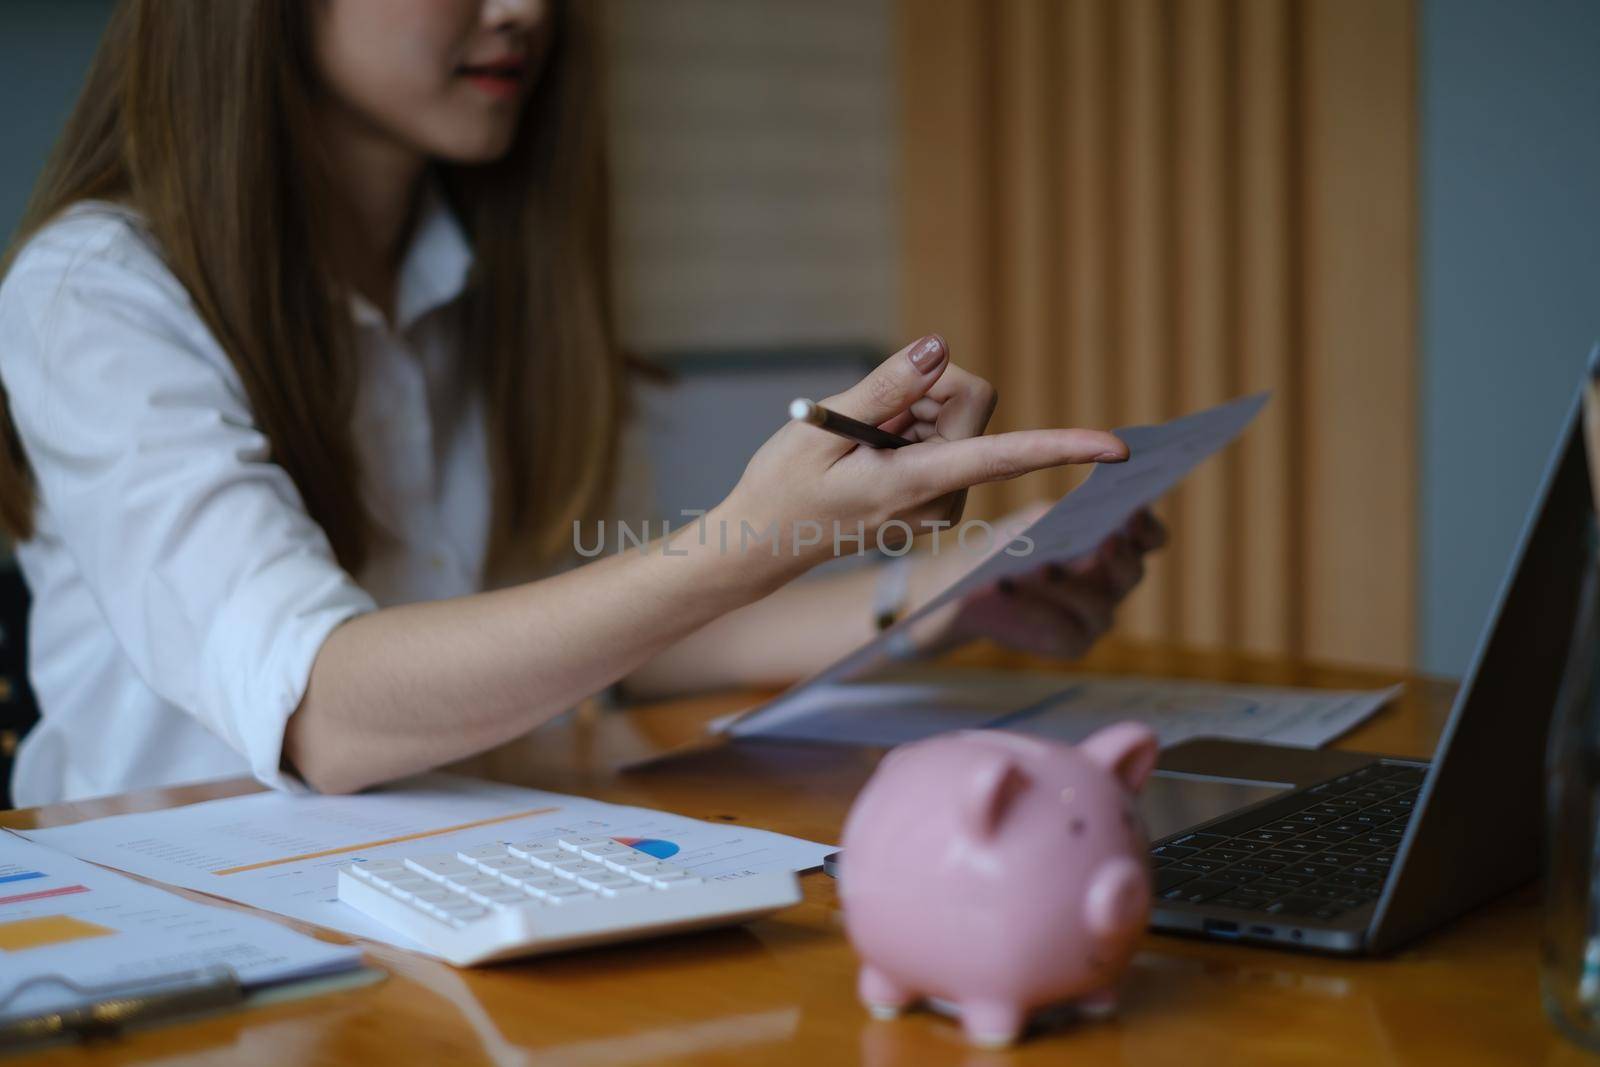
[604,0,896,353]
[1419,0,1600,676]
[0,1,114,242]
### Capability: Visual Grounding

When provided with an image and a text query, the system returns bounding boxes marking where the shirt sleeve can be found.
[0,212,378,791]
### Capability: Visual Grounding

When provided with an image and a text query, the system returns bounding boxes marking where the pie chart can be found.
[613,837,679,860]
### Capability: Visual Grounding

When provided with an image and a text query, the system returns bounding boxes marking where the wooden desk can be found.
[4,645,1586,1065]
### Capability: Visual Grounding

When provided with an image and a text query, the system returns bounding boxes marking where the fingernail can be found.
[907,334,946,372]
[1095,450,1126,463]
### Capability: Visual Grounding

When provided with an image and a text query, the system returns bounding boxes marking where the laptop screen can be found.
[1372,389,1591,950]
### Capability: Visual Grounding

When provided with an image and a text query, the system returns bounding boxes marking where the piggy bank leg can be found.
[1077,988,1120,1019]
[959,1001,1027,1049]
[858,965,915,1020]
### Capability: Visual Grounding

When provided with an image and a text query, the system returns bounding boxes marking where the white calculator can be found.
[336,834,801,965]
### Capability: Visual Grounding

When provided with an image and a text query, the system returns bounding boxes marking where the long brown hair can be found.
[0,0,628,580]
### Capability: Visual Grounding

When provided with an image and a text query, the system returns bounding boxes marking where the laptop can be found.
[1140,390,1589,953]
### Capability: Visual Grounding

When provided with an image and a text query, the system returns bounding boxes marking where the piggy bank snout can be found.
[1084,856,1151,942]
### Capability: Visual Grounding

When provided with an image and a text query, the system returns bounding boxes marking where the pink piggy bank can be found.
[839,723,1159,1048]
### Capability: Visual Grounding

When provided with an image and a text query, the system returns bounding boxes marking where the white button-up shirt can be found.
[0,191,496,806]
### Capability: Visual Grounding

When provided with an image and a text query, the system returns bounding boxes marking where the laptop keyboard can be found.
[1149,761,1424,922]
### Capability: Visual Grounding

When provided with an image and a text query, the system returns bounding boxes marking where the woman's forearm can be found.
[619,563,883,697]
[284,506,788,793]
[623,549,969,698]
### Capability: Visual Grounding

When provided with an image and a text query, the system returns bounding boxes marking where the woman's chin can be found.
[424,125,520,167]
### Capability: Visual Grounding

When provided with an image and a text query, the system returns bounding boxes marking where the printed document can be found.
[22,775,833,955]
[0,832,360,1019]
[724,668,1401,750]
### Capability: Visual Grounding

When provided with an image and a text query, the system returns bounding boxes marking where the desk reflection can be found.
[366,925,802,1067]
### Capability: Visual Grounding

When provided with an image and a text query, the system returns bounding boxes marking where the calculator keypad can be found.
[342,838,703,926]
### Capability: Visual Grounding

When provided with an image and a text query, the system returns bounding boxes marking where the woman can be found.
[0,0,1161,806]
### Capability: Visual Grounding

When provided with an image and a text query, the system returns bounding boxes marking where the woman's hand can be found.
[909,503,1168,659]
[712,335,1129,592]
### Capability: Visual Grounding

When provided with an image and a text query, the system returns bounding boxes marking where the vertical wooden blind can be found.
[900,0,1416,668]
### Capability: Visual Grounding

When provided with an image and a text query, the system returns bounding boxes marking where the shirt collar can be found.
[349,180,474,334]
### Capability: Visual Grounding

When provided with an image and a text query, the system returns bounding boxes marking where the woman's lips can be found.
[458,61,525,101]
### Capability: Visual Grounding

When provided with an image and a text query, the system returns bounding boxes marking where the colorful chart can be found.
[0,870,45,885]
[0,914,115,950]
[612,837,680,860]
[0,882,88,908]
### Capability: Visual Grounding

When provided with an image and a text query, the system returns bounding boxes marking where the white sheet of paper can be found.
[728,670,1401,751]
[0,832,361,1019]
[722,392,1270,735]
[994,678,1404,748]
[21,774,833,955]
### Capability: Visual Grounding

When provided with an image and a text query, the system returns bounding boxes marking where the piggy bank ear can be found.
[965,751,1030,841]
[1079,723,1159,793]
